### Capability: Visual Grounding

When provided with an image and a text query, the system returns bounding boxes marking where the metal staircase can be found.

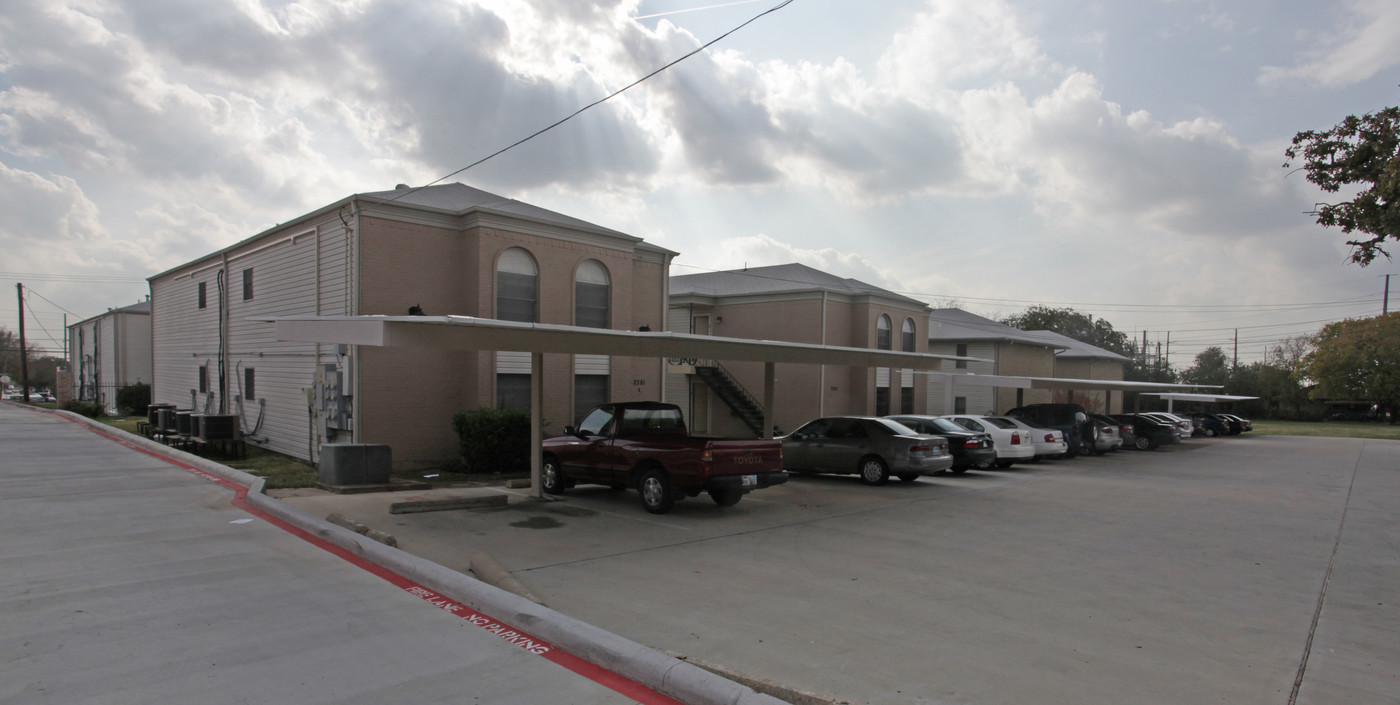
[694,363,766,437]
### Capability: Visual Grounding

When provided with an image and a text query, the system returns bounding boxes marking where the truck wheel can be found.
[858,456,890,486]
[541,456,565,495]
[709,488,742,506]
[896,473,920,482]
[638,467,675,514]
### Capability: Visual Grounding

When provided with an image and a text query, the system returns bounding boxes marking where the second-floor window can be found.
[902,318,916,352]
[242,268,254,301]
[575,260,610,328]
[197,282,207,309]
[956,343,968,369]
[496,247,538,322]
[877,314,892,350]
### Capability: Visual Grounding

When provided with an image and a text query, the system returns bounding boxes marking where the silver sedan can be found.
[780,417,953,485]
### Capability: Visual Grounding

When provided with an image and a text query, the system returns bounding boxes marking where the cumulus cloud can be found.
[1259,0,1400,86]
[690,233,910,293]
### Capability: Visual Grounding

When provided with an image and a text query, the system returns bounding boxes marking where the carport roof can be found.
[1143,393,1259,403]
[270,315,990,369]
[921,371,1219,393]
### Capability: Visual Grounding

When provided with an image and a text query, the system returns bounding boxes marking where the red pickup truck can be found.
[540,401,787,514]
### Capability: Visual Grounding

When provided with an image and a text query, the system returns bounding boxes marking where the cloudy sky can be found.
[2,0,1398,369]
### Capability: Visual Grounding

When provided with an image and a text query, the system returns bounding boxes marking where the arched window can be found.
[902,318,916,352]
[876,314,892,350]
[574,260,610,329]
[496,248,538,322]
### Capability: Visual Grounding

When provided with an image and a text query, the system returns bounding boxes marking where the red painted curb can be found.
[46,411,685,705]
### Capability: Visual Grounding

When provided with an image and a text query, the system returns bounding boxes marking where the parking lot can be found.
[282,434,1400,705]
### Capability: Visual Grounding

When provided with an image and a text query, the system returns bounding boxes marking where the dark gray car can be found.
[781,417,953,485]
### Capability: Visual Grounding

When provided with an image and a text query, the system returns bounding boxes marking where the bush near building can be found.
[452,408,531,474]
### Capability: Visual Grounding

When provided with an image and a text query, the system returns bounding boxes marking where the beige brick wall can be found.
[355,218,669,469]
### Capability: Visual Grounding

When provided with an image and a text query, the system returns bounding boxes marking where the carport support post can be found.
[763,361,775,439]
[531,352,544,499]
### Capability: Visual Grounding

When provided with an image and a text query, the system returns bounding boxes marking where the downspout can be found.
[349,198,361,443]
[819,290,827,416]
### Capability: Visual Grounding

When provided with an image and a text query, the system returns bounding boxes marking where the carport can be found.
[1143,392,1260,413]
[921,371,1221,412]
[272,315,990,498]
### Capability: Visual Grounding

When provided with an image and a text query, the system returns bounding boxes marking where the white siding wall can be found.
[925,341,997,415]
[152,219,352,461]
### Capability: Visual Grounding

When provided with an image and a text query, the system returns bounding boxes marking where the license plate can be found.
[742,474,758,487]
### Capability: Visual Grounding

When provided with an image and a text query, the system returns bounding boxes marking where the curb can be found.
[41,409,788,705]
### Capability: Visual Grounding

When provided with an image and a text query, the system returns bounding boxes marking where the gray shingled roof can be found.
[360,183,634,239]
[670,263,926,306]
[927,308,1067,348]
[1020,329,1132,361]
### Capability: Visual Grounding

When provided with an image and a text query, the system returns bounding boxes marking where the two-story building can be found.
[925,308,1064,415]
[147,183,675,471]
[667,263,932,437]
[67,300,153,414]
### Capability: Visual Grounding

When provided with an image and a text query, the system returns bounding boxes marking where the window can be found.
[954,396,967,414]
[199,365,208,394]
[243,368,255,402]
[577,406,615,436]
[876,314,892,350]
[574,260,610,329]
[875,387,890,416]
[574,375,609,425]
[242,268,254,301]
[496,248,538,322]
[197,282,207,309]
[955,343,968,369]
[496,374,531,411]
[901,387,914,414]
[902,318,916,352]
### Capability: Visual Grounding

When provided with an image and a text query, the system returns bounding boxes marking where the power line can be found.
[386,0,796,203]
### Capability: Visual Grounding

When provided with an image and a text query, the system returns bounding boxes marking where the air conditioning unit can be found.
[157,408,180,432]
[175,411,195,436]
[148,403,177,427]
[196,414,241,442]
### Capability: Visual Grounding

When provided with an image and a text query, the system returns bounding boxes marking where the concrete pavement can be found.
[0,402,785,705]
[279,430,1400,704]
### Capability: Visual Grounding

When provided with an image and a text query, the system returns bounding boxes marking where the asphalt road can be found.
[282,433,1400,705]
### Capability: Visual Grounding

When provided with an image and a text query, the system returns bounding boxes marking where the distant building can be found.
[1021,330,1130,413]
[925,308,1063,414]
[147,183,675,471]
[667,263,931,436]
[67,300,153,414]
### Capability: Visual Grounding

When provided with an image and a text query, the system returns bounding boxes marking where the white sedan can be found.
[993,416,1068,460]
[943,415,1036,468]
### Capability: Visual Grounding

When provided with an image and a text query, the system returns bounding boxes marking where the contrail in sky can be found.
[633,0,768,20]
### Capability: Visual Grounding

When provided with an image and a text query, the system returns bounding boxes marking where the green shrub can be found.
[452,407,531,474]
[61,400,106,418]
[116,383,151,416]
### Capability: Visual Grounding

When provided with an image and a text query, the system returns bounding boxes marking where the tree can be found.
[1000,306,1132,356]
[1299,313,1400,423]
[1284,104,1400,265]
[1182,347,1231,387]
[1265,336,1313,419]
[0,326,43,390]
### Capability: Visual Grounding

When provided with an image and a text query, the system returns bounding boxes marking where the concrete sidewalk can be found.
[0,403,783,705]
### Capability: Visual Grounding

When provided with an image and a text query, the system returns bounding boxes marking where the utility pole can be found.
[1385,274,1391,315]
[17,283,30,403]
[1165,332,1170,373]
[1233,329,1239,370]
